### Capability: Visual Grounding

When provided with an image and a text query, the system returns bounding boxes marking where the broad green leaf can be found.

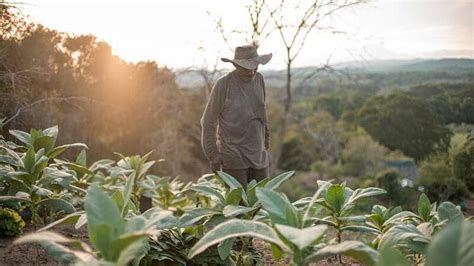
[43,125,59,138]
[31,155,49,177]
[32,185,53,197]
[110,231,151,261]
[417,222,433,238]
[2,146,23,166]
[33,135,56,153]
[85,185,125,257]
[126,216,146,232]
[218,238,235,260]
[271,243,283,261]
[326,184,345,214]
[217,170,242,189]
[377,245,410,266]
[188,219,283,259]
[76,149,87,166]
[345,187,386,207]
[0,155,20,166]
[302,180,331,223]
[437,201,464,224]
[265,171,295,190]
[306,241,378,265]
[425,221,474,266]
[38,212,85,232]
[191,184,225,205]
[13,231,94,263]
[0,195,31,204]
[116,237,149,265]
[89,159,115,172]
[383,211,416,227]
[256,188,291,225]
[337,215,366,223]
[92,223,115,260]
[247,177,270,206]
[122,172,136,217]
[64,162,93,177]
[274,224,327,250]
[111,191,125,215]
[75,213,88,229]
[23,147,36,172]
[223,205,256,218]
[379,224,431,251]
[418,193,431,222]
[47,143,88,159]
[141,208,177,230]
[178,208,220,227]
[37,198,76,214]
[9,130,31,145]
[225,187,243,205]
[341,225,380,234]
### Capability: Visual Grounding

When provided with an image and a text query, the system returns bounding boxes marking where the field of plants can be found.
[1,126,473,265]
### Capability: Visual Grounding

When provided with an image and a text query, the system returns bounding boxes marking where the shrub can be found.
[418,155,469,202]
[0,207,25,236]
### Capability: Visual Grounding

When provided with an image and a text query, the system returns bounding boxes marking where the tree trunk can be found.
[270,59,292,176]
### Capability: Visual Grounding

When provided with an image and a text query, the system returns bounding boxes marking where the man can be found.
[201,45,272,188]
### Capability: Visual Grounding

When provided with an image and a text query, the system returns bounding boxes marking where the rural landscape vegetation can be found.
[1,0,473,265]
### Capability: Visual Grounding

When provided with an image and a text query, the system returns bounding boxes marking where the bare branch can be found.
[2,96,121,126]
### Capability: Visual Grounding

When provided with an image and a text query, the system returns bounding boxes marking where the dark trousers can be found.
[222,167,269,189]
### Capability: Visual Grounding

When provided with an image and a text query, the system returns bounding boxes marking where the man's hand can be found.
[210,155,223,173]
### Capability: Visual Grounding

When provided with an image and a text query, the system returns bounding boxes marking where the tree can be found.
[452,132,474,191]
[418,155,469,202]
[356,92,452,162]
[211,0,370,174]
[341,135,388,178]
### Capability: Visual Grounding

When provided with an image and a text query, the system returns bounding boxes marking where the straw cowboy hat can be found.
[221,45,272,70]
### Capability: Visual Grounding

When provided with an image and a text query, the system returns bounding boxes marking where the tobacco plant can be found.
[14,185,177,265]
[0,126,87,224]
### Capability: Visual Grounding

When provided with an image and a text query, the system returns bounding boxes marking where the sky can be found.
[20,0,474,70]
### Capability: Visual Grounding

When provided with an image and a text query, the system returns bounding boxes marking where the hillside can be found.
[176,58,474,91]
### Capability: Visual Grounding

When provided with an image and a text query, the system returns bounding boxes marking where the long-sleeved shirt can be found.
[201,70,270,169]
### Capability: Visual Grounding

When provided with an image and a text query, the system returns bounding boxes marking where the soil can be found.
[1,224,361,266]
[253,239,361,266]
[0,223,89,266]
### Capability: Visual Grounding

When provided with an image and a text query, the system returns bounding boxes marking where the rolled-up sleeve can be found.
[200,79,226,161]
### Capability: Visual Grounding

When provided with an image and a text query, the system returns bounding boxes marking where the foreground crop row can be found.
[0,126,473,265]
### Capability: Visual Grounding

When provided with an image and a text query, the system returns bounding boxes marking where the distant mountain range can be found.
[176,58,474,89]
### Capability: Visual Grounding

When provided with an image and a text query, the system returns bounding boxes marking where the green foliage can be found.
[425,221,474,266]
[278,137,312,171]
[418,155,469,202]
[356,92,452,161]
[0,207,25,236]
[14,185,177,265]
[452,132,474,191]
[311,181,386,243]
[408,83,474,124]
[341,135,388,178]
[375,170,417,207]
[0,126,87,224]
[2,125,474,265]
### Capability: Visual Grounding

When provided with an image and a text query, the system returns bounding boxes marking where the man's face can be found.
[235,64,258,82]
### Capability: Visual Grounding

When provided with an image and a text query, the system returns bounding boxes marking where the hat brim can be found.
[221,53,272,70]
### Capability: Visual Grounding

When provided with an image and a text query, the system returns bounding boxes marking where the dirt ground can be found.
[0,224,89,266]
[1,225,361,265]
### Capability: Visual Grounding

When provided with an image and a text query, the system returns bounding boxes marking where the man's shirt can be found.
[201,70,270,169]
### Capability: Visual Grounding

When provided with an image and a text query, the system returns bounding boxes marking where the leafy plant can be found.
[14,185,177,265]
[0,207,25,236]
[188,219,378,266]
[309,181,386,244]
[379,193,468,263]
[0,126,87,224]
